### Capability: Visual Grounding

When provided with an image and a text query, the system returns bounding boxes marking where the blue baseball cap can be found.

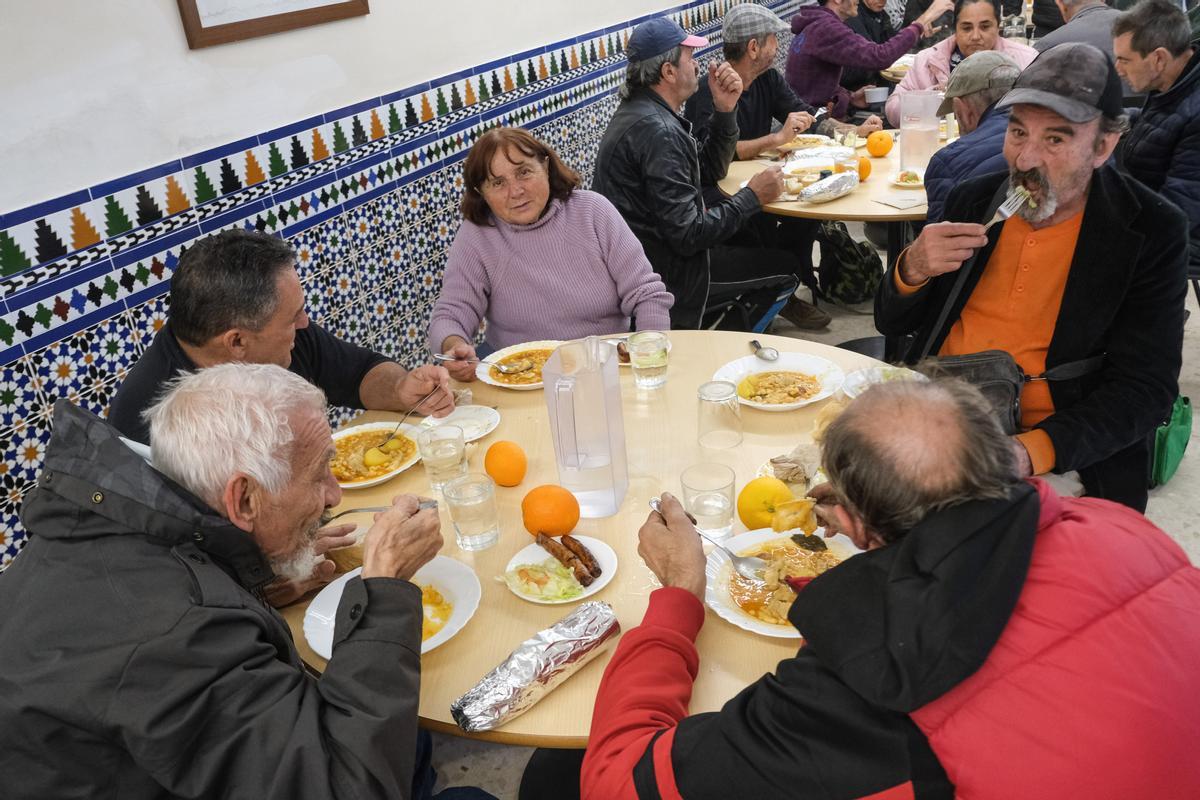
[627,17,708,62]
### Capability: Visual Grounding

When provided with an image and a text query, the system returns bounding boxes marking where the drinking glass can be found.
[899,89,942,179]
[697,380,742,449]
[417,425,467,491]
[628,331,669,389]
[681,463,736,540]
[443,473,500,551]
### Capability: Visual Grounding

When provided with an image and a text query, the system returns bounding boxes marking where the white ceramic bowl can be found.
[704,529,862,639]
[304,556,481,659]
[332,421,422,489]
[712,352,845,412]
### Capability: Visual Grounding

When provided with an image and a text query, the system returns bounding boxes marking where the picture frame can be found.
[176,0,370,49]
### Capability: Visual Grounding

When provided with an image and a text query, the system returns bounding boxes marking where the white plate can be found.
[502,535,618,604]
[712,353,845,412]
[890,173,924,189]
[475,340,564,390]
[303,556,481,659]
[332,421,422,489]
[704,529,862,639]
[417,404,500,442]
[778,133,832,151]
[843,366,929,399]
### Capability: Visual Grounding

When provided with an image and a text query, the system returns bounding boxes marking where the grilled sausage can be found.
[561,535,602,578]
[536,533,595,586]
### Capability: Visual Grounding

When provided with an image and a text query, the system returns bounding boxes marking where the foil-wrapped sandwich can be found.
[451,601,620,732]
[799,172,859,204]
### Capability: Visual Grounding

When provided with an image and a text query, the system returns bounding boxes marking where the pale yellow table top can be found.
[281,330,881,748]
[717,147,930,222]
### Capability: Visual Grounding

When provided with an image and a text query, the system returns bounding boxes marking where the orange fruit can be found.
[521,485,580,537]
[866,131,893,157]
[484,440,527,487]
[857,156,872,182]
[736,477,795,529]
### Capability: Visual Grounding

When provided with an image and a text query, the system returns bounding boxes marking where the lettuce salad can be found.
[501,558,584,601]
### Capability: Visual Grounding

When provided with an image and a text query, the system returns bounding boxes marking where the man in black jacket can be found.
[109,228,455,447]
[1113,0,1200,283]
[0,364,492,800]
[594,17,807,331]
[875,43,1187,511]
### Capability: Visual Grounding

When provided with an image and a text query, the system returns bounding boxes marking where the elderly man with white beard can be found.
[874,42,1187,513]
[0,363,495,800]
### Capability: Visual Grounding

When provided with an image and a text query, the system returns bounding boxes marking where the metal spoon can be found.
[749,339,780,361]
[648,497,767,582]
[432,353,533,374]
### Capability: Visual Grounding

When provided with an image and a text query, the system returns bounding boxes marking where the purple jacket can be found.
[785,5,920,119]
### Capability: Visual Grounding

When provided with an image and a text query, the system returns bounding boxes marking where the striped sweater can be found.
[427,190,673,352]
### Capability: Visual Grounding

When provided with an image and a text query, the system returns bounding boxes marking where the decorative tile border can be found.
[0,0,800,566]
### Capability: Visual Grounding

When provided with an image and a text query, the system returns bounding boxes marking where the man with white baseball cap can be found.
[594,16,802,332]
[876,42,1187,511]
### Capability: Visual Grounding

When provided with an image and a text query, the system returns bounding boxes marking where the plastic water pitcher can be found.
[542,337,629,518]
[899,89,943,177]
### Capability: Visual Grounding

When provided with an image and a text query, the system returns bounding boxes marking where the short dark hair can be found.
[954,0,1001,25]
[821,380,1018,543]
[723,35,768,61]
[459,127,580,226]
[169,229,296,347]
[1113,0,1191,58]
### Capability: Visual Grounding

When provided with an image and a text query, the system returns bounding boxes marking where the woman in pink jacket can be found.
[885,0,1037,125]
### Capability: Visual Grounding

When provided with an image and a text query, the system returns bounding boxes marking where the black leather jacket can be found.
[593,88,760,328]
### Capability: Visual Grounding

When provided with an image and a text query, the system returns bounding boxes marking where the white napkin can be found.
[874,194,927,210]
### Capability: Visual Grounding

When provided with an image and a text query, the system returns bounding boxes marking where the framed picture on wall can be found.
[177,0,370,49]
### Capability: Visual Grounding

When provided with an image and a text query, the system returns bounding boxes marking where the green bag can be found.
[1150,395,1191,488]
[816,221,882,305]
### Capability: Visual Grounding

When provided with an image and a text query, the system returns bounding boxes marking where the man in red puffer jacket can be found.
[579,379,1200,799]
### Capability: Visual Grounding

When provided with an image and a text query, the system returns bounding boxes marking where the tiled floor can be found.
[429,226,1200,798]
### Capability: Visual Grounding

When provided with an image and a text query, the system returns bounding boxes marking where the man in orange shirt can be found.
[875,43,1187,511]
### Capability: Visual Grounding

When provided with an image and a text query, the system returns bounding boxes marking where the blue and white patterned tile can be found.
[414,256,447,305]
[427,205,462,252]
[326,405,361,431]
[313,260,365,322]
[311,213,356,264]
[403,223,437,266]
[0,356,50,435]
[400,177,436,225]
[371,320,407,361]
[357,240,411,302]
[363,193,405,246]
[0,412,51,503]
[125,296,171,355]
[1,495,29,570]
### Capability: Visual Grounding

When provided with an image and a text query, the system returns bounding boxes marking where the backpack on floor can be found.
[816,221,882,305]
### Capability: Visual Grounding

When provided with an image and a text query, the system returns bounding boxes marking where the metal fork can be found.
[648,497,767,581]
[326,499,438,523]
[378,385,443,450]
[984,188,1030,230]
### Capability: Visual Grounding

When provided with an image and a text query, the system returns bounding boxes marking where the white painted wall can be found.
[0,0,672,212]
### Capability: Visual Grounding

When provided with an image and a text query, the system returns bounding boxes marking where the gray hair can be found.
[821,379,1018,543]
[723,35,769,62]
[620,46,683,100]
[144,363,328,508]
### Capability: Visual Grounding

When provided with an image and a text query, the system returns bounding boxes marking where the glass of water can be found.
[627,331,669,389]
[697,380,742,449]
[443,473,500,551]
[680,463,736,540]
[417,424,467,491]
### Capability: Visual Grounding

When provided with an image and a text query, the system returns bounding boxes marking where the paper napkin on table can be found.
[874,194,927,210]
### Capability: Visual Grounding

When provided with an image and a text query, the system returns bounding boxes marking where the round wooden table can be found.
[281,330,881,748]
[716,148,929,224]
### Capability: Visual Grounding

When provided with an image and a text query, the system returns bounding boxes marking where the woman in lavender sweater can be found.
[427,127,673,381]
